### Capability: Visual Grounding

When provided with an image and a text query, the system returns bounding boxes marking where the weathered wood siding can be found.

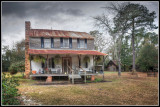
[29,37,94,50]
[29,37,41,49]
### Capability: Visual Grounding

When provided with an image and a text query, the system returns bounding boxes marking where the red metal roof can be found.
[29,29,94,39]
[28,49,107,56]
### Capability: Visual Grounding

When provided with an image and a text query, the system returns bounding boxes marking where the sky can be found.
[1,1,159,49]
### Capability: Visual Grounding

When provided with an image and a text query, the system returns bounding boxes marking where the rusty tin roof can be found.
[28,49,107,56]
[29,29,94,39]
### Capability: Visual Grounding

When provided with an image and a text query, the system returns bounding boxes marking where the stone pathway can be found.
[20,95,42,105]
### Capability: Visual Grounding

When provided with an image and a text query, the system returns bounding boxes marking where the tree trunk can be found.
[118,50,121,76]
[117,41,121,76]
[132,18,136,74]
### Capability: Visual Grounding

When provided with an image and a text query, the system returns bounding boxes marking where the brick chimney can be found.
[25,21,30,31]
[25,21,31,78]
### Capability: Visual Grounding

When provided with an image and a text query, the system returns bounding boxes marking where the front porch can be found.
[27,49,107,83]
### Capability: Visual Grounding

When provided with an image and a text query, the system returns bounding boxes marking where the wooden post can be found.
[72,69,74,84]
[93,55,95,73]
[102,56,105,81]
[30,54,32,75]
[85,69,86,83]
[46,54,49,74]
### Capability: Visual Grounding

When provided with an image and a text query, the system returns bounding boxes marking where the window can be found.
[63,38,69,48]
[60,38,71,48]
[44,38,51,48]
[48,58,55,68]
[52,58,55,68]
[78,39,87,48]
[85,62,88,68]
[42,62,45,68]
[79,39,85,48]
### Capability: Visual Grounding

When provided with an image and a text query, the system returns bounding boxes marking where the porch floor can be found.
[30,73,103,77]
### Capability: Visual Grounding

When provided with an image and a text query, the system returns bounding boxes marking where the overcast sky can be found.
[1,1,159,49]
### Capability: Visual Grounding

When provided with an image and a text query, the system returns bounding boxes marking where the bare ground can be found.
[17,72,158,105]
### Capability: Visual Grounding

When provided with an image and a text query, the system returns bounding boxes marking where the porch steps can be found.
[68,74,81,79]
[68,75,84,84]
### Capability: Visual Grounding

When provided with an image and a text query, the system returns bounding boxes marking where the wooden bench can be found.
[147,72,157,77]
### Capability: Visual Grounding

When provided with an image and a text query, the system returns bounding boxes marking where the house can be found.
[106,60,118,71]
[25,21,107,83]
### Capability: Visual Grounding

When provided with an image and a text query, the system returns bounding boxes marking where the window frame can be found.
[44,38,51,48]
[61,38,69,48]
[79,39,85,48]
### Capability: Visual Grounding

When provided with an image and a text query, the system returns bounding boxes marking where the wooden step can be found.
[70,78,84,84]
[68,74,81,79]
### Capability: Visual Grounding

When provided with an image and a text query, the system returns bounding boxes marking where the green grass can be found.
[17,72,158,105]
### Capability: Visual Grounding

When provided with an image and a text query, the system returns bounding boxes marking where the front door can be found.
[62,57,72,74]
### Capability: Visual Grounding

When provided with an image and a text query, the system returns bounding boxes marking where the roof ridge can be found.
[31,29,88,33]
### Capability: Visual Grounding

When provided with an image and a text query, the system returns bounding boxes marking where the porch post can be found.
[46,54,49,74]
[29,54,32,78]
[93,55,95,73]
[102,56,104,81]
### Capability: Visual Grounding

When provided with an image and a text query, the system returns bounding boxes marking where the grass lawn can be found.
[17,71,158,105]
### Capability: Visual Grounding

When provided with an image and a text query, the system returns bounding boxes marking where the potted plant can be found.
[95,56,102,65]
[33,55,46,63]
[83,56,90,63]
[54,55,61,64]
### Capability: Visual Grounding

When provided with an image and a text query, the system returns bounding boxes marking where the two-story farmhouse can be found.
[25,21,107,83]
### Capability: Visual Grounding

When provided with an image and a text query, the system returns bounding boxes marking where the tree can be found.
[120,36,132,71]
[2,39,25,74]
[93,2,128,76]
[136,42,158,72]
[113,3,157,74]
[89,30,110,53]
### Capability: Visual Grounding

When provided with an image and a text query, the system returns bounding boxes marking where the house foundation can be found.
[91,75,95,81]
[46,76,52,83]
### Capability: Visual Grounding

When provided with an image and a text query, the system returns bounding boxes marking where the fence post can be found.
[72,70,74,84]
[85,70,86,83]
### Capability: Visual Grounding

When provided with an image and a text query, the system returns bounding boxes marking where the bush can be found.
[136,43,158,72]
[2,73,21,105]
[9,61,25,75]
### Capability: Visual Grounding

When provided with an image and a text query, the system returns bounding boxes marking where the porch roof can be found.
[28,49,107,56]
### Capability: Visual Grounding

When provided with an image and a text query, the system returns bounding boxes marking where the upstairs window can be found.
[63,38,69,48]
[78,39,87,49]
[60,38,72,48]
[44,38,51,48]
[79,39,85,48]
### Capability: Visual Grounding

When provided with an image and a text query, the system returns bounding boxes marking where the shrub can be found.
[136,43,158,72]
[33,55,45,63]
[9,61,25,75]
[2,73,21,105]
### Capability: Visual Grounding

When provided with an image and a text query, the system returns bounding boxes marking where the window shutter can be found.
[77,38,80,48]
[69,38,72,49]
[52,58,55,68]
[42,62,44,68]
[60,38,63,47]
[51,38,54,48]
[41,37,44,48]
[85,39,87,49]
[86,62,88,68]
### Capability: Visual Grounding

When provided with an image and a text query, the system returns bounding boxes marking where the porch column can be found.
[93,55,95,73]
[46,54,49,74]
[78,55,81,72]
[102,56,105,81]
